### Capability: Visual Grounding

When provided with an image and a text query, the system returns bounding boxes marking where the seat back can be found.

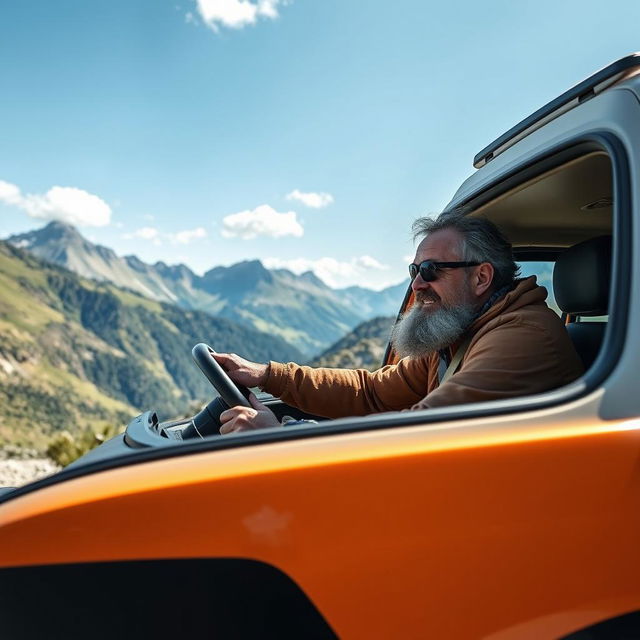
[552,236,612,370]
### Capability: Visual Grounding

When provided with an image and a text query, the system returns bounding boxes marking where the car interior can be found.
[472,150,613,372]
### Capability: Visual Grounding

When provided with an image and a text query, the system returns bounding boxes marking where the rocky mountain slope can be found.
[9,222,408,356]
[311,316,396,370]
[0,240,302,452]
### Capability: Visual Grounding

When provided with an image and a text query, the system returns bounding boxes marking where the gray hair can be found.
[412,211,520,290]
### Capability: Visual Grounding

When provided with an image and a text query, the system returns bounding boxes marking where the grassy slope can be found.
[0,246,135,449]
[0,242,303,452]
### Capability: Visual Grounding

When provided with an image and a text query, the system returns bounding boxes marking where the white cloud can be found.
[0,181,22,206]
[356,255,388,270]
[221,204,303,239]
[0,180,112,227]
[285,189,334,209]
[122,226,207,246]
[124,227,161,241]
[262,255,392,289]
[194,0,285,31]
[172,227,207,244]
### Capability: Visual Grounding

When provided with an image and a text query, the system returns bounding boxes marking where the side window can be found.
[517,261,559,315]
[576,314,608,323]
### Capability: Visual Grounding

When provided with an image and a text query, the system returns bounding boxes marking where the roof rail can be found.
[473,53,640,169]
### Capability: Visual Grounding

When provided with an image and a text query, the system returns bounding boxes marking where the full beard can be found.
[390,295,477,359]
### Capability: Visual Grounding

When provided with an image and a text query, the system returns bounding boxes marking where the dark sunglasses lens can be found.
[409,262,437,281]
[419,262,437,281]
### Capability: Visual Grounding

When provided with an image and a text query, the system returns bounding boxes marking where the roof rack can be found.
[473,53,640,169]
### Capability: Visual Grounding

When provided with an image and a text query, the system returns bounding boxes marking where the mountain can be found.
[9,222,222,311]
[199,260,364,356]
[0,240,303,452]
[338,282,408,318]
[8,222,408,356]
[311,316,396,370]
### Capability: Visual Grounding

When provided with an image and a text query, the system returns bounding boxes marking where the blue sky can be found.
[1,0,639,289]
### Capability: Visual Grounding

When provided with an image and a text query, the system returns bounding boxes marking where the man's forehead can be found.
[415,228,463,260]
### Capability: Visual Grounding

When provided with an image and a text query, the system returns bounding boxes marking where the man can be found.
[214,212,584,434]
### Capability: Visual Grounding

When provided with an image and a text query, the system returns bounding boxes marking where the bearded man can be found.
[213,212,584,434]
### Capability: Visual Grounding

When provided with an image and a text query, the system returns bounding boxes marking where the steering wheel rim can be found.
[192,343,252,409]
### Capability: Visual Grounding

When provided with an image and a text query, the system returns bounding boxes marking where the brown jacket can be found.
[263,277,584,418]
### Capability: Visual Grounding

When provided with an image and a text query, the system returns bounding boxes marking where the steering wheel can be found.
[192,343,252,408]
[181,343,252,439]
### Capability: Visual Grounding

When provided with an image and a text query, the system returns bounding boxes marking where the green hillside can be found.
[0,241,303,452]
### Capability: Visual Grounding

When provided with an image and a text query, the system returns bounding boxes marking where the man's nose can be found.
[411,273,430,292]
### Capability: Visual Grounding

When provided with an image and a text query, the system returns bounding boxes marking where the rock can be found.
[0,459,61,488]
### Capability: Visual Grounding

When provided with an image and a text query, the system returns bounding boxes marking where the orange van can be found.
[2,54,640,639]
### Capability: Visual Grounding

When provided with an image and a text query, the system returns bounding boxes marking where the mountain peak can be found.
[298,270,327,288]
[40,220,84,241]
[8,220,86,251]
[154,261,196,282]
[203,259,272,283]
[44,219,77,231]
[124,254,146,269]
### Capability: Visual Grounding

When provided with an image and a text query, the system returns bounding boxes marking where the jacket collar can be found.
[469,276,545,333]
[443,276,546,359]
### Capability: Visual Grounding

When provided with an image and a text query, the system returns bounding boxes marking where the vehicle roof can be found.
[474,53,640,169]
[447,54,640,213]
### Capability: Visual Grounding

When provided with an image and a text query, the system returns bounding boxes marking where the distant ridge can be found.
[8,222,408,356]
[9,221,215,308]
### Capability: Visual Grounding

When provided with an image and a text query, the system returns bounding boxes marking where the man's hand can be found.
[219,393,281,435]
[212,352,270,388]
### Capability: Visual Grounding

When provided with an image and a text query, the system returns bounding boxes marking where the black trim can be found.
[597,135,631,385]
[474,53,640,167]
[513,248,563,262]
[0,558,337,640]
[561,609,640,638]
[383,281,412,365]
[0,134,630,506]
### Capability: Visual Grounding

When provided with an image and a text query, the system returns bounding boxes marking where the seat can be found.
[552,235,612,371]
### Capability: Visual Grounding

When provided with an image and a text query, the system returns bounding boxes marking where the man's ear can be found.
[473,262,494,296]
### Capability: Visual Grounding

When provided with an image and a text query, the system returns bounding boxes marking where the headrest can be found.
[553,236,612,316]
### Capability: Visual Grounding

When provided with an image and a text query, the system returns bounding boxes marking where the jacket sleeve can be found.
[263,356,433,418]
[412,316,583,410]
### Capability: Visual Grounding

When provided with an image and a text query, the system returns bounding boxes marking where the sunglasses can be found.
[408,260,480,282]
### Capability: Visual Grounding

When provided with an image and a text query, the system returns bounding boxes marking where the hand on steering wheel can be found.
[184,344,278,438]
[208,352,270,389]
[219,393,281,434]
[191,343,253,408]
